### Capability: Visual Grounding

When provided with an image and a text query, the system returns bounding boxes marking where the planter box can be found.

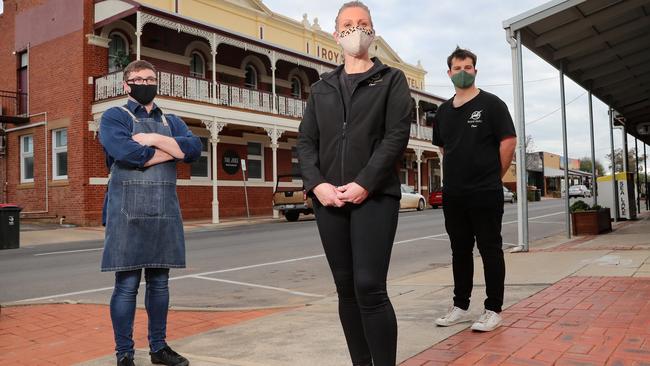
[571,208,612,236]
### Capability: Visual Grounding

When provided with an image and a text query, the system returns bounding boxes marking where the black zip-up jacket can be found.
[297,58,413,198]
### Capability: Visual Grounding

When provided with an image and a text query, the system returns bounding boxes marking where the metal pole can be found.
[588,92,597,206]
[643,143,650,210]
[507,29,528,252]
[634,137,641,215]
[559,62,571,238]
[609,108,619,221]
[622,126,629,173]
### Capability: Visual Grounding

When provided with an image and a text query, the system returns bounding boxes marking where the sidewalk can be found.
[1,214,650,365]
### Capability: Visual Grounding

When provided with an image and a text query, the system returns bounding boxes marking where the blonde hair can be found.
[335,1,373,32]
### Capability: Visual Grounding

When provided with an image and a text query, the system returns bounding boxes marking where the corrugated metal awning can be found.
[503,0,650,142]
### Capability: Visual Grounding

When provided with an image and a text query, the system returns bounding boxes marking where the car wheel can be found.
[417,199,425,211]
[285,212,300,222]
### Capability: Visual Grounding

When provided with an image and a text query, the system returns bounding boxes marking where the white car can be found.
[400,185,427,211]
[568,184,592,198]
[503,186,516,203]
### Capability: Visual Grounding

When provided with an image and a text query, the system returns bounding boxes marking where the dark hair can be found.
[123,60,157,82]
[446,46,477,70]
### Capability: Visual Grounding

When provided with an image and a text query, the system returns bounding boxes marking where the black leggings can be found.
[313,195,399,366]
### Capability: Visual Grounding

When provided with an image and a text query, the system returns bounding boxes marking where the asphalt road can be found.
[0,199,571,308]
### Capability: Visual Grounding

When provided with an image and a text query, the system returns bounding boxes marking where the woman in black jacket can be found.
[296,2,412,365]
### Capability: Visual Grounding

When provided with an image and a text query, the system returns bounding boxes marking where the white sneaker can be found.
[435,306,470,327]
[471,310,503,332]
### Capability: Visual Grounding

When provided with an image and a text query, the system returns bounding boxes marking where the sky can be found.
[264,0,639,173]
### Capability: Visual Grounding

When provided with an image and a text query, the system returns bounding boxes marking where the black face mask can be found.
[128,84,157,105]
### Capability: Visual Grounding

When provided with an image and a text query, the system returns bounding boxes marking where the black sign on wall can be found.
[222,149,241,175]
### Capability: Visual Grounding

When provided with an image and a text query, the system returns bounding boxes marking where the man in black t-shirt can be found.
[432,47,517,332]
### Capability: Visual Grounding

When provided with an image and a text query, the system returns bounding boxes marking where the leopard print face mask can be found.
[337,26,375,57]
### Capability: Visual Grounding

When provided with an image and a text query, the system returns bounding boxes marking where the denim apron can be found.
[101,106,186,272]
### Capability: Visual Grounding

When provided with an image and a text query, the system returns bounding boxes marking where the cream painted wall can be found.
[136,0,427,88]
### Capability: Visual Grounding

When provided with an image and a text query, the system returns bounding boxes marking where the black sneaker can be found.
[150,345,189,366]
[117,355,135,366]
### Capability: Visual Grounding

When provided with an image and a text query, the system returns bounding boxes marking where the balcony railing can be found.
[409,123,433,141]
[0,90,27,116]
[94,71,306,119]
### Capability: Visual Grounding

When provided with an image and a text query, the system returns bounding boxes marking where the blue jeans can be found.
[110,268,170,358]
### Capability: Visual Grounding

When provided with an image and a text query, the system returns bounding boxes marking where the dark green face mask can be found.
[450,70,476,89]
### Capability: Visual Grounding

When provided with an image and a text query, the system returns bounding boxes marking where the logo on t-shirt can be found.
[468,110,483,127]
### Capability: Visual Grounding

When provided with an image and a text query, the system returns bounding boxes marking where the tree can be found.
[605,148,647,174]
[579,158,605,176]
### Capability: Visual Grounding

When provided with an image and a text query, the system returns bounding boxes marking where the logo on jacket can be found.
[367,74,384,86]
[468,110,483,127]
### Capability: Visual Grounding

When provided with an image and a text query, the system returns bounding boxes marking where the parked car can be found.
[429,189,443,209]
[503,186,516,203]
[568,184,592,198]
[400,184,427,211]
[272,174,313,221]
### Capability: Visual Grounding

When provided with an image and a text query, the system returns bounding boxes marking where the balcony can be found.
[410,123,433,141]
[0,90,28,123]
[94,71,307,119]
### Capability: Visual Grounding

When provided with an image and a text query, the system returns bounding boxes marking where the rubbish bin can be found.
[0,204,22,249]
[535,189,542,201]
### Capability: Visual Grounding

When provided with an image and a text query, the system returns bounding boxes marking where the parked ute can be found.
[272,174,313,222]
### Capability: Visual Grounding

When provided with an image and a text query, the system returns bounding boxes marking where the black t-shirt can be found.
[432,90,516,196]
[339,64,381,116]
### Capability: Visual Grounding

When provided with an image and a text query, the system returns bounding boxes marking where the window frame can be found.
[244,64,258,89]
[20,134,34,183]
[108,32,129,73]
[290,76,302,99]
[190,136,212,180]
[189,51,206,79]
[52,128,68,180]
[246,141,264,181]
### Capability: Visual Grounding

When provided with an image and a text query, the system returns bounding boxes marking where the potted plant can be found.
[570,200,612,235]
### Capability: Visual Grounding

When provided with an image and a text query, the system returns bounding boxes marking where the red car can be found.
[428,189,443,209]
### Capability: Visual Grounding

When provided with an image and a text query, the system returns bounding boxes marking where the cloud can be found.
[263,0,641,171]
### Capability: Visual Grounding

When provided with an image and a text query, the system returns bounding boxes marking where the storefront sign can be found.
[222,150,241,175]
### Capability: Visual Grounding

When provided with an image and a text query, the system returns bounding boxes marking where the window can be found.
[21,135,34,183]
[244,64,258,89]
[291,146,301,178]
[52,129,68,180]
[189,51,205,79]
[108,33,129,73]
[17,51,28,115]
[246,141,263,180]
[291,77,302,99]
[191,137,211,178]
[399,169,408,185]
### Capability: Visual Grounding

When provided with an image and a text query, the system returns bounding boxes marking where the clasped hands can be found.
[313,182,368,207]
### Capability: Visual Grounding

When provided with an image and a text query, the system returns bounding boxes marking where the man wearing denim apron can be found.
[99,60,201,366]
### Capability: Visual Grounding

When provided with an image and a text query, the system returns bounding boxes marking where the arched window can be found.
[108,32,129,73]
[189,51,205,78]
[244,64,258,89]
[291,76,302,99]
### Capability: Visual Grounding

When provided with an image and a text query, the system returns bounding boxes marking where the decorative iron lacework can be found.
[138,12,334,71]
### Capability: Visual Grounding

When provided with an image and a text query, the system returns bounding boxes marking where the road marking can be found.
[503,211,564,225]
[11,211,565,303]
[34,248,103,256]
[191,275,325,298]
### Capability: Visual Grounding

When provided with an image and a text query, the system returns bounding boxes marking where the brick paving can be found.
[400,277,650,366]
[0,304,287,365]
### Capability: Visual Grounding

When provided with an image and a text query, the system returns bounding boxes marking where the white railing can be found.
[94,71,306,119]
[408,124,433,142]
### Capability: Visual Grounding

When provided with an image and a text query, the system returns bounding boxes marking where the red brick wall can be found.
[0,0,88,223]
